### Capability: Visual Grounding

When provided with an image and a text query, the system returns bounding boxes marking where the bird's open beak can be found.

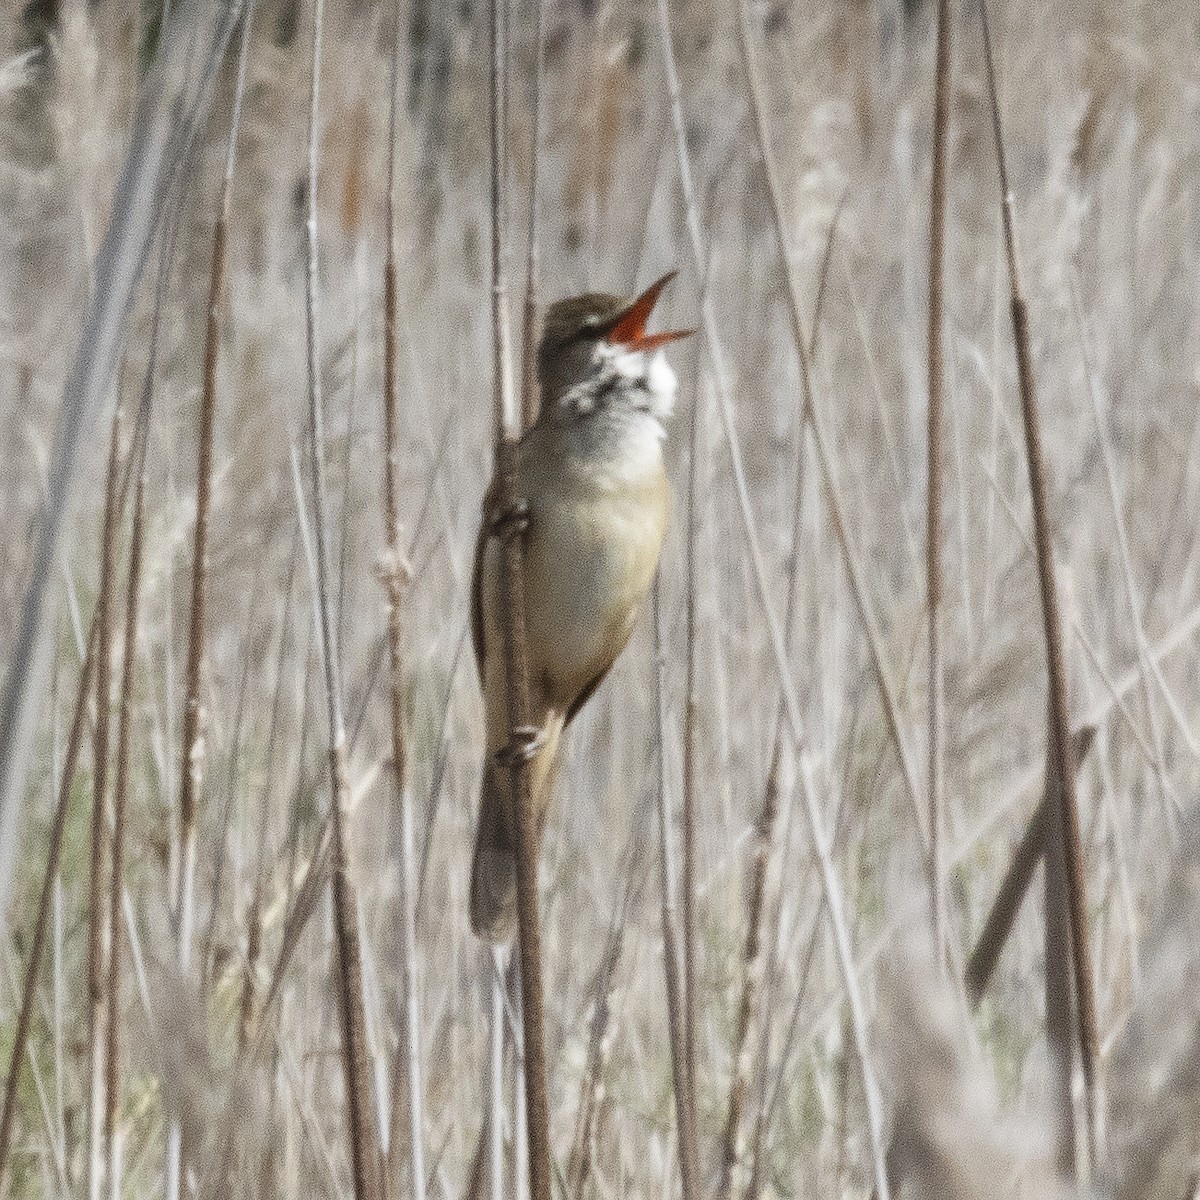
[607,271,694,351]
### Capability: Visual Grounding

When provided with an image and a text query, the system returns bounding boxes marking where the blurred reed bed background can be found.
[0,0,1199,1196]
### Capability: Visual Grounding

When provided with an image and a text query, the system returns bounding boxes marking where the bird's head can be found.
[537,272,693,426]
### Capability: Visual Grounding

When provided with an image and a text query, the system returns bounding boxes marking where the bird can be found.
[469,272,692,942]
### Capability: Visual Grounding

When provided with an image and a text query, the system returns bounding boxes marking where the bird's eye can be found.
[582,314,600,329]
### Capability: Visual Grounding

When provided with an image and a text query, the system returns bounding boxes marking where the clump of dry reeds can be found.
[0,1,1199,1198]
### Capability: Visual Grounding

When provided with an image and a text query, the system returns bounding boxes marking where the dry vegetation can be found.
[1,0,1199,1196]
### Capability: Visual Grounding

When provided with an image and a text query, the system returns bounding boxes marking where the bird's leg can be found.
[490,496,531,542]
[493,724,547,768]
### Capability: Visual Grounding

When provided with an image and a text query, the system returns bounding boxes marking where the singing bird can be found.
[469,272,692,941]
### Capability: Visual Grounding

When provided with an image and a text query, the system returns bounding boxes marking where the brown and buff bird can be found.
[469,272,692,941]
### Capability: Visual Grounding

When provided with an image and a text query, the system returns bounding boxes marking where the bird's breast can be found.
[520,437,669,704]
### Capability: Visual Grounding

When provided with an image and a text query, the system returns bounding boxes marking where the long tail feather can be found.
[469,717,563,942]
[470,761,518,942]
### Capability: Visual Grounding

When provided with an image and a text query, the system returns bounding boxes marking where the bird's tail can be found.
[469,760,518,943]
[469,717,563,943]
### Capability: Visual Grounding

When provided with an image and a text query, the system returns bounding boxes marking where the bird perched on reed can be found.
[469,272,692,941]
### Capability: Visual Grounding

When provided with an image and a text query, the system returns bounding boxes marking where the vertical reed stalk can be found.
[1044,727,1078,1174]
[925,0,952,966]
[164,9,254,1194]
[304,1,380,1195]
[87,397,123,1200]
[178,0,253,978]
[519,0,547,430]
[679,206,700,1184]
[979,0,1100,1164]
[101,177,182,1186]
[488,0,551,1195]
[680,512,699,1160]
[487,956,505,1200]
[103,416,151,1182]
[651,583,702,1200]
[511,984,530,1200]
[381,2,426,1195]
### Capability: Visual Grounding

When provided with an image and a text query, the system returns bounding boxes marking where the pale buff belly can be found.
[481,461,668,714]
[522,481,667,706]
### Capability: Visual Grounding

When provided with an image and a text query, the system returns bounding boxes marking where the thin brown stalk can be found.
[979,0,1099,1163]
[100,180,183,1184]
[381,3,426,1195]
[487,957,505,1200]
[195,5,260,1005]
[1044,720,1078,1174]
[303,1,380,1195]
[103,423,150,1178]
[679,641,700,1138]
[519,0,548,430]
[651,582,701,1200]
[926,0,952,965]
[488,0,550,1195]
[0,618,98,1183]
[679,230,700,1200]
[86,396,123,1200]
[965,726,1098,1006]
[511,977,529,1200]
[167,13,254,1184]
[177,0,253,980]
[174,160,222,973]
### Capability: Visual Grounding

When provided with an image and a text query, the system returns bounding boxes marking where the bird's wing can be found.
[474,471,610,729]
[564,667,611,727]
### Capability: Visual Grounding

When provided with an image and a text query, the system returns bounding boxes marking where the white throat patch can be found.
[557,341,677,438]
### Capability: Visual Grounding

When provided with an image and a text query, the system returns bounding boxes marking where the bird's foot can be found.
[490,498,531,541]
[494,724,546,768]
